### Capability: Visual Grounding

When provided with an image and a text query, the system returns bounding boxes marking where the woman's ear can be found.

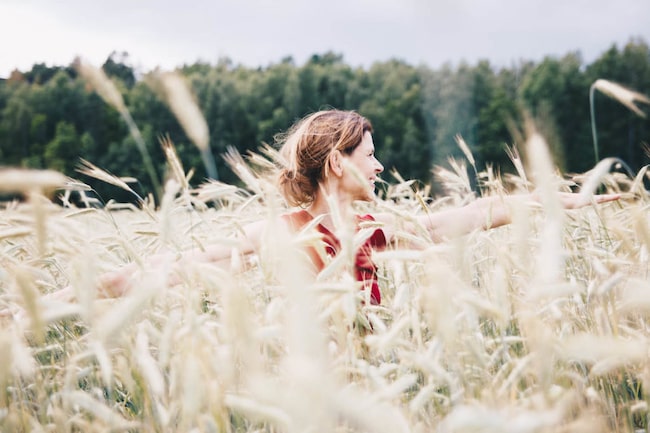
[328,150,344,177]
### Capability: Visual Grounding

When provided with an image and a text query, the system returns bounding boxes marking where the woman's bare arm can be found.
[0,218,273,316]
[97,219,269,297]
[376,192,620,244]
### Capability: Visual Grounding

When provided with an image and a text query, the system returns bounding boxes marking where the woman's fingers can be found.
[555,191,620,209]
[594,193,621,204]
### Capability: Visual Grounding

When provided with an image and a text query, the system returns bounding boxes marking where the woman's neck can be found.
[307,191,353,232]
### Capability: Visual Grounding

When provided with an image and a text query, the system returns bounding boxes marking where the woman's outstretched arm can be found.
[1,219,273,319]
[96,219,268,297]
[376,191,621,243]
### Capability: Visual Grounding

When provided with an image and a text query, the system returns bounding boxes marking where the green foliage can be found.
[102,51,136,88]
[44,121,80,173]
[519,53,591,171]
[0,40,649,200]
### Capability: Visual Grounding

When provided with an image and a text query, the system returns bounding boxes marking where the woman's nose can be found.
[375,158,384,173]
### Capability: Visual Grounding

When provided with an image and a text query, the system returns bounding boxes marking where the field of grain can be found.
[0,145,647,433]
[0,62,648,432]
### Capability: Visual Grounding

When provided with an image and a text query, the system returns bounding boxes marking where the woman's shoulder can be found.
[282,209,311,221]
[281,209,312,231]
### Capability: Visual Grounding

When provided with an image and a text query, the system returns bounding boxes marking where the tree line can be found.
[0,39,648,202]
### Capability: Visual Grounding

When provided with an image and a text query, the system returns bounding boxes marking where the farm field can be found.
[0,150,647,432]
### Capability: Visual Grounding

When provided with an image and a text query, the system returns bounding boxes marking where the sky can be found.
[1,0,649,79]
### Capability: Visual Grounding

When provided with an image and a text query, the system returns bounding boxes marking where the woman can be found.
[0,109,620,324]
[98,109,619,302]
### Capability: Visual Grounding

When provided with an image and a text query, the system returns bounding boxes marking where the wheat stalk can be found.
[75,57,162,201]
[590,78,650,163]
[152,71,219,180]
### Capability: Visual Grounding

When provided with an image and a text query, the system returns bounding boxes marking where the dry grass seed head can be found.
[63,390,140,430]
[454,134,476,168]
[592,79,650,117]
[155,71,210,151]
[74,57,127,114]
[76,159,142,201]
[434,158,473,199]
[559,333,647,375]
[0,168,67,195]
[153,71,219,180]
[159,135,190,190]
[526,132,566,284]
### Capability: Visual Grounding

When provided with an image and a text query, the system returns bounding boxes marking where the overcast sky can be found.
[1,0,649,79]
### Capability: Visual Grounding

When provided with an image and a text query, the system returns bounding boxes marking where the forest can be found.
[0,38,649,201]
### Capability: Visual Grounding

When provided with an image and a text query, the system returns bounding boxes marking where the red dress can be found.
[283,210,387,304]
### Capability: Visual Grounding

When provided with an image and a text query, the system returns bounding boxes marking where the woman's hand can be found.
[396,190,622,244]
[555,191,621,210]
[97,265,137,298]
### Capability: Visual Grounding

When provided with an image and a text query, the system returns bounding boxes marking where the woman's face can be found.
[342,131,384,201]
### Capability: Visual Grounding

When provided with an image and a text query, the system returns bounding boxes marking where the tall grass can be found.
[0,80,647,432]
[0,148,643,432]
[589,78,650,164]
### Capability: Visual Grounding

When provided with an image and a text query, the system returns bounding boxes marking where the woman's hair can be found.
[275,110,372,206]
[276,110,373,207]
